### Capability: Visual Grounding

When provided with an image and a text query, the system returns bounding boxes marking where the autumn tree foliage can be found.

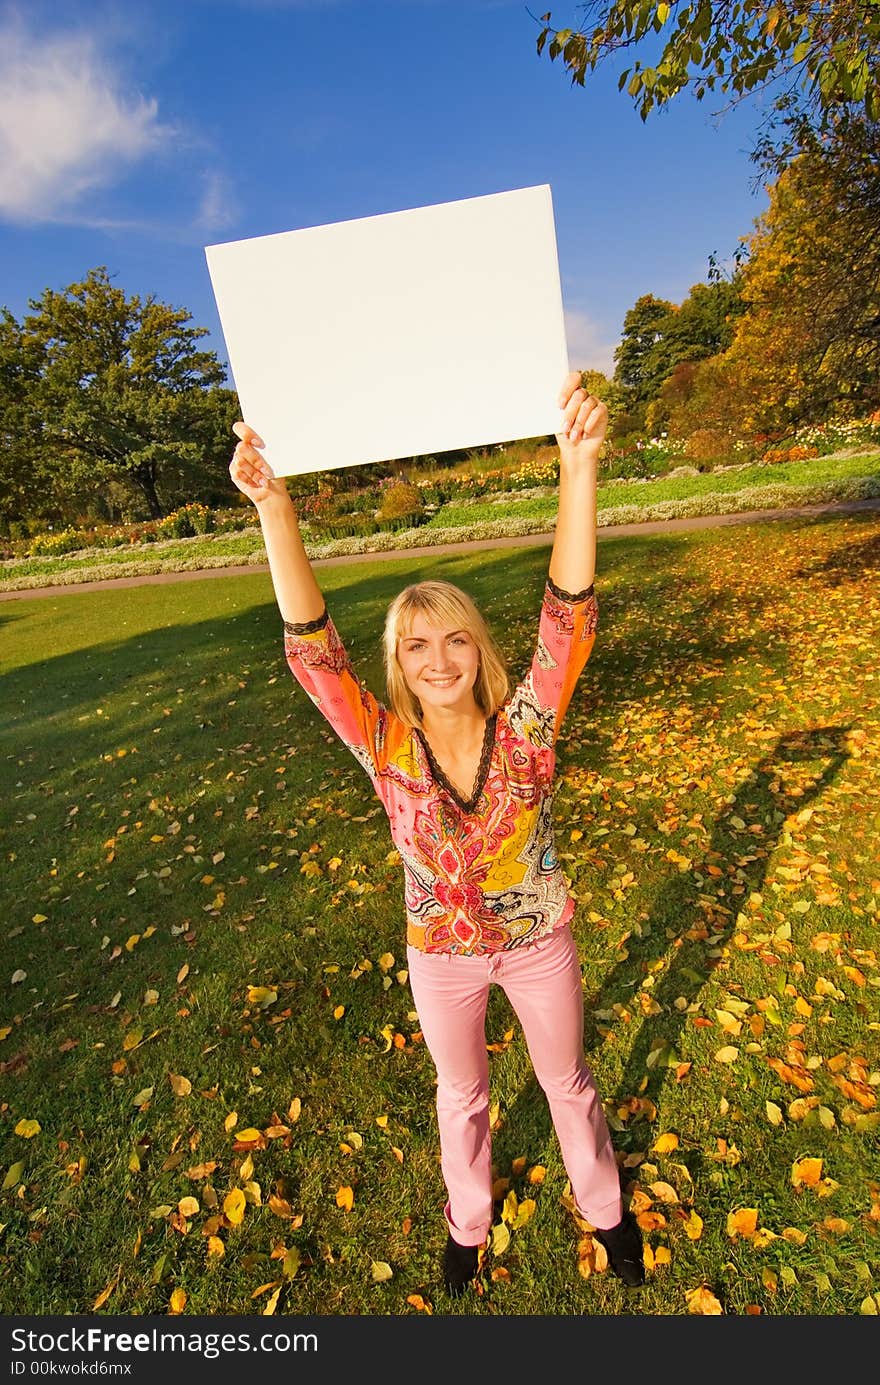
[611,278,744,442]
[674,115,880,439]
[536,2,880,163]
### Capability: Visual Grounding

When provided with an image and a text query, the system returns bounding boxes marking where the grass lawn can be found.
[426,452,880,531]
[1,511,879,1319]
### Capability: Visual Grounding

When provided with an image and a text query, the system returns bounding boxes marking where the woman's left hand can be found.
[556,371,608,466]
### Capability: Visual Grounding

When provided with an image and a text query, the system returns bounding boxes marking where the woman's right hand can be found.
[229,422,288,507]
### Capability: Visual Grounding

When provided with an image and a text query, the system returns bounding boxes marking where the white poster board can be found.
[205,185,569,478]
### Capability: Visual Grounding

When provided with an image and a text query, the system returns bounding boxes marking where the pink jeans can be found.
[406,922,623,1246]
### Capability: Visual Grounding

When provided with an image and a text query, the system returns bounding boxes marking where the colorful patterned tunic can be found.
[283,578,598,955]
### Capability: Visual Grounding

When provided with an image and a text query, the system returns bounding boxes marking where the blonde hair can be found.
[383,580,509,728]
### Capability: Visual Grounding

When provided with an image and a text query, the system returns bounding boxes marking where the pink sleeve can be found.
[283,609,387,778]
[507,579,599,747]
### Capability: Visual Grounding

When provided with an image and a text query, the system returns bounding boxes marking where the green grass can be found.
[1,512,879,1317]
[426,452,880,531]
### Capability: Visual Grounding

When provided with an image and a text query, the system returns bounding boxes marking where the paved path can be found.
[2,496,879,602]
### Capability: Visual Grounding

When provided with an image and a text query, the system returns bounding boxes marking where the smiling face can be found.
[396,614,481,714]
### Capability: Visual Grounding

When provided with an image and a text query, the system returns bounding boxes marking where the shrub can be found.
[377,480,425,526]
[156,503,215,539]
[27,527,84,556]
[762,445,820,464]
[684,429,735,468]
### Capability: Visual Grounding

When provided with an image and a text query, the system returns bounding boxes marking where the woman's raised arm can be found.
[547,372,606,596]
[229,422,326,626]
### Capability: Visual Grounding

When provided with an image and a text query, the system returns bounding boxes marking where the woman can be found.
[228,373,644,1295]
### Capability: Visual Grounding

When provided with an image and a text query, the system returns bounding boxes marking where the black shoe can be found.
[442,1233,480,1296]
[593,1211,646,1287]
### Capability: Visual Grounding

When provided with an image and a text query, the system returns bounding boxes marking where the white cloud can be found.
[196,170,237,234]
[564,308,618,379]
[0,17,172,222]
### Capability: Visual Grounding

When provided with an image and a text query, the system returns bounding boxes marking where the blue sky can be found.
[0,0,772,379]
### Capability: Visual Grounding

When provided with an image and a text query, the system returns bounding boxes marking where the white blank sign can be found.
[205,185,569,478]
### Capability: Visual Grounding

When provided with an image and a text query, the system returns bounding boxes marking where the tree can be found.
[613,293,677,404]
[535,3,880,163]
[615,276,745,419]
[712,113,880,434]
[1,268,238,523]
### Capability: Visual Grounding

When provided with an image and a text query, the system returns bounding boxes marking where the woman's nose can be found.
[429,648,454,670]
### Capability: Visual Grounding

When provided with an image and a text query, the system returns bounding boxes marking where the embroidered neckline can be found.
[415,713,497,814]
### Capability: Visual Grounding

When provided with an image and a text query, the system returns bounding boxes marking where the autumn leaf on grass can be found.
[726,1208,759,1239]
[92,1277,119,1311]
[683,1210,703,1241]
[407,1294,433,1314]
[371,1261,393,1282]
[831,1074,877,1110]
[685,1285,724,1315]
[792,1157,823,1188]
[246,986,278,1009]
[643,1244,668,1272]
[168,1287,186,1315]
[648,1182,679,1205]
[576,1235,608,1279]
[336,1185,354,1212]
[185,1161,217,1180]
[714,1046,739,1065]
[223,1189,246,1226]
[820,1217,850,1234]
[3,1162,24,1191]
[14,1119,40,1139]
[264,1285,283,1316]
[491,1222,511,1256]
[651,1133,679,1155]
[637,1211,667,1232]
[168,1074,192,1098]
[782,1227,808,1245]
[767,1057,814,1093]
[232,1128,267,1151]
[512,1198,536,1230]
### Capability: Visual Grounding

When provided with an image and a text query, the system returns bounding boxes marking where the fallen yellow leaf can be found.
[684,1210,703,1241]
[791,1157,823,1188]
[223,1189,246,1225]
[407,1293,433,1313]
[726,1208,758,1238]
[336,1185,354,1212]
[685,1284,724,1314]
[651,1133,679,1155]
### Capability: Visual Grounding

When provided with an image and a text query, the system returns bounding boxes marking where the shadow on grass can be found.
[495,726,851,1184]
